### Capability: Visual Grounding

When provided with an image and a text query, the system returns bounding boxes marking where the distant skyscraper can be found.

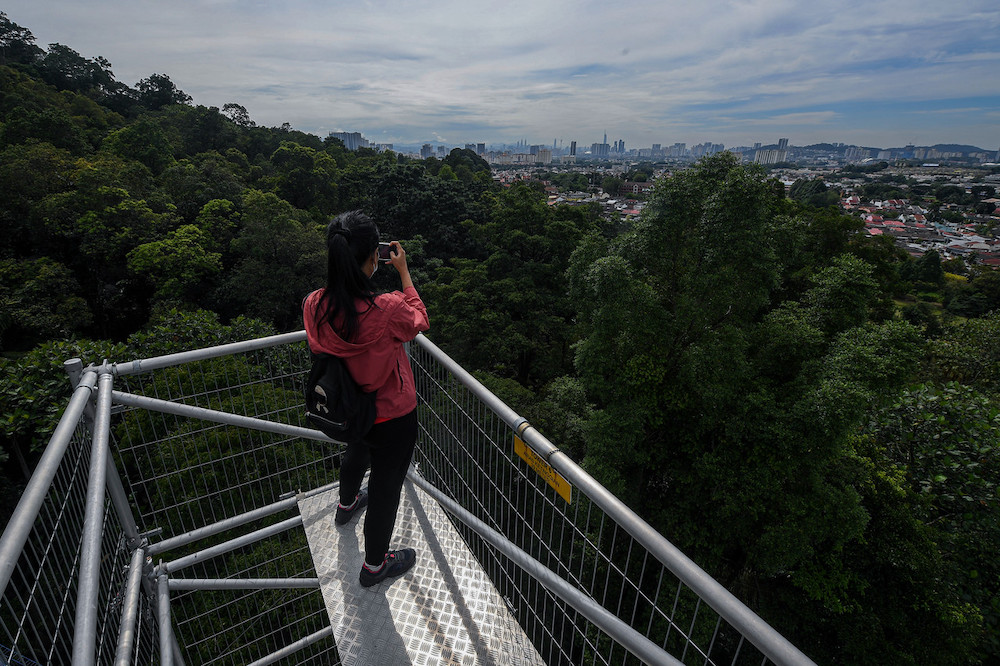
[778,137,789,150]
[570,141,577,156]
[328,131,369,151]
[477,143,486,155]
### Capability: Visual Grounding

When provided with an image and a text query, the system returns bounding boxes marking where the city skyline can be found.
[4,1,999,150]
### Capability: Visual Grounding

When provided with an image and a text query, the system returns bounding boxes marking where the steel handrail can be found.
[412,333,817,666]
[44,329,814,665]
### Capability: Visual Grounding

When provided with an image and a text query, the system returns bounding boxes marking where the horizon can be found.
[4,1,999,151]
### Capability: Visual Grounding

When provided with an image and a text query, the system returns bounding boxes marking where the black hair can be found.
[315,210,380,342]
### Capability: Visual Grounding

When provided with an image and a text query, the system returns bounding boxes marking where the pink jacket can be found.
[302,286,429,421]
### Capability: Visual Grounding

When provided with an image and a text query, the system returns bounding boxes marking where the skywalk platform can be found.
[298,474,546,666]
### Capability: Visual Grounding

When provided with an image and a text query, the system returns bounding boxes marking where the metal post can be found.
[0,370,97,600]
[157,572,172,666]
[114,547,147,666]
[72,370,114,666]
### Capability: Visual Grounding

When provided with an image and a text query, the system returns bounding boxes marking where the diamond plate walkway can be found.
[298,473,547,666]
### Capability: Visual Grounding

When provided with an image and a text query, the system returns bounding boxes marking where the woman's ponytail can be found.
[316,211,380,342]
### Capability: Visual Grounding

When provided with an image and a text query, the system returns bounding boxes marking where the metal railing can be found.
[0,331,816,665]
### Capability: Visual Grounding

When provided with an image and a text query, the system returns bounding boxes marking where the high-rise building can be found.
[420,144,434,159]
[570,141,577,156]
[754,149,785,165]
[465,144,476,152]
[477,143,486,155]
[328,131,370,151]
[778,138,789,150]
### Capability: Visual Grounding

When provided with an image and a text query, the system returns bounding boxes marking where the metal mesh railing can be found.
[0,376,156,666]
[0,331,814,666]
[112,335,340,665]
[409,336,811,666]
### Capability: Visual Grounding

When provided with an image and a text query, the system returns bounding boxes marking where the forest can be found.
[1,12,999,664]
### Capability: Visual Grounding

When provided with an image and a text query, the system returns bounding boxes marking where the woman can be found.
[302,210,429,588]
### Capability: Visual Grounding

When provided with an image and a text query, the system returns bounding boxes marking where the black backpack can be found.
[304,353,376,443]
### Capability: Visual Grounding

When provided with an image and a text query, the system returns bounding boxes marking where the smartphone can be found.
[377,242,394,262]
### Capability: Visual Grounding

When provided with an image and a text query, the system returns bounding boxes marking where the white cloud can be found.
[4,0,999,148]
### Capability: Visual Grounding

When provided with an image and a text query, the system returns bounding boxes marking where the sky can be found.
[5,0,1000,151]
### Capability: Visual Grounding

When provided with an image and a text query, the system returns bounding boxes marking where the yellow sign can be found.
[514,436,572,504]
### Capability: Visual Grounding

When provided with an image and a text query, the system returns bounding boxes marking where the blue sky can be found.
[5,0,999,150]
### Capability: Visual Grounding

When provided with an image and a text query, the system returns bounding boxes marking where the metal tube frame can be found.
[413,333,817,666]
[112,390,338,444]
[147,480,340,557]
[72,370,115,666]
[114,547,147,666]
[0,329,815,666]
[156,516,304,575]
[167,578,320,591]
[157,572,172,666]
[245,626,334,666]
[111,330,306,377]
[0,370,97,599]
[148,495,300,557]
[409,469,682,666]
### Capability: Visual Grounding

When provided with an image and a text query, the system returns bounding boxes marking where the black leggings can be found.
[338,410,417,565]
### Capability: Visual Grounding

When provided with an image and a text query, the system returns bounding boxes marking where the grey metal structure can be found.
[0,331,817,665]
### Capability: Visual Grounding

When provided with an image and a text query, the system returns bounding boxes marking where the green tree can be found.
[217,189,324,328]
[600,175,623,196]
[0,140,75,257]
[135,72,191,110]
[157,151,245,221]
[428,182,594,386]
[859,382,1000,660]
[127,224,222,303]
[0,12,43,65]
[566,152,973,663]
[788,178,840,208]
[0,257,92,350]
[102,116,175,174]
[264,141,338,212]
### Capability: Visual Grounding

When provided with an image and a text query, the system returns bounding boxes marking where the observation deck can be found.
[0,332,816,665]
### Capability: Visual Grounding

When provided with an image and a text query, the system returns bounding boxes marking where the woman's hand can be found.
[388,241,414,289]
[388,241,407,271]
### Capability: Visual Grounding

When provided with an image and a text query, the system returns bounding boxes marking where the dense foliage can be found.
[2,13,998,664]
